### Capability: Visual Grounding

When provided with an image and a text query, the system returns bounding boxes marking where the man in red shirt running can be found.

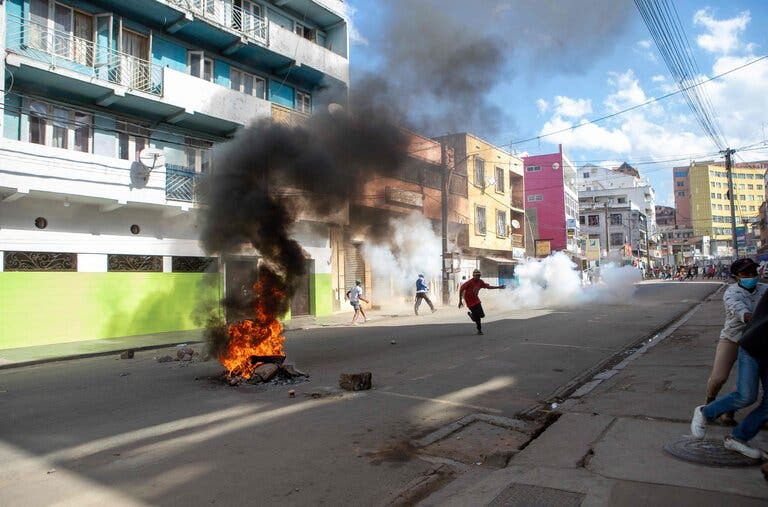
[458,269,506,335]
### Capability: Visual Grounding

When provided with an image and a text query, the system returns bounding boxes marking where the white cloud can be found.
[637,39,652,49]
[553,96,592,117]
[536,98,549,114]
[693,8,750,54]
[539,116,631,153]
[651,75,666,83]
[604,70,649,112]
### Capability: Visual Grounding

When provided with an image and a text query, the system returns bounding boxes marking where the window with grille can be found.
[475,206,486,235]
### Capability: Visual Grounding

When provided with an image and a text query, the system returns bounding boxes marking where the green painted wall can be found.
[0,273,222,349]
[311,273,333,317]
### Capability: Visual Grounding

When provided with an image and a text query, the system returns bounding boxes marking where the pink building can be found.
[523,145,580,254]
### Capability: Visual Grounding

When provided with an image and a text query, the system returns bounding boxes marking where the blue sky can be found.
[345,1,768,206]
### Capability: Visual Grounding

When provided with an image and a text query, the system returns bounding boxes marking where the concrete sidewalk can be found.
[0,305,439,369]
[420,286,768,506]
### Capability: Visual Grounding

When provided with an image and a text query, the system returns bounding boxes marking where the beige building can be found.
[436,133,525,285]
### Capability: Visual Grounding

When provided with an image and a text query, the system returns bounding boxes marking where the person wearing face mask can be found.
[690,258,768,458]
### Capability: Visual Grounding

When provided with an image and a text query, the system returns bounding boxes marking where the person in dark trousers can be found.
[414,274,436,315]
[691,260,768,459]
[458,269,506,335]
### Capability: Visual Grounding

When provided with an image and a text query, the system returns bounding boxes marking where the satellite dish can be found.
[552,162,560,170]
[511,219,521,230]
[486,177,496,187]
[139,148,166,172]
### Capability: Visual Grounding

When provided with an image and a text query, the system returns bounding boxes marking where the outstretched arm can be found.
[458,288,465,308]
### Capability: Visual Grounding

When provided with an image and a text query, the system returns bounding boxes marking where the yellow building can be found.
[436,133,525,283]
[687,161,767,246]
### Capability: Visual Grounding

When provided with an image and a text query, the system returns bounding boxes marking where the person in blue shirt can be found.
[414,274,436,315]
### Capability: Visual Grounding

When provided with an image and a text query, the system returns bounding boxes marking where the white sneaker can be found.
[724,436,762,459]
[690,405,707,439]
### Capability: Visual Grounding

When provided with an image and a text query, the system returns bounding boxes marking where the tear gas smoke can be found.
[498,252,641,310]
[361,212,442,306]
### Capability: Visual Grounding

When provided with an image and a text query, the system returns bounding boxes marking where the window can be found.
[718,204,723,210]
[710,192,715,198]
[188,51,213,82]
[525,165,541,172]
[758,184,764,190]
[294,22,316,42]
[116,120,149,161]
[475,206,486,235]
[588,215,600,226]
[717,193,722,199]
[28,101,46,145]
[741,205,747,211]
[579,215,585,225]
[496,210,507,237]
[749,195,755,201]
[740,195,746,200]
[738,184,745,190]
[583,172,590,178]
[296,91,312,114]
[27,100,92,153]
[750,206,756,211]
[748,184,754,190]
[610,233,624,246]
[185,138,213,172]
[676,181,684,187]
[230,68,266,98]
[610,213,622,225]
[495,167,505,193]
[473,157,486,187]
[527,194,543,202]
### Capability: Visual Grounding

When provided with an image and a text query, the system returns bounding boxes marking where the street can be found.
[0,282,720,506]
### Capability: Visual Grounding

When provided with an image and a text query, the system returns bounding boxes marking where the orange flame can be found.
[219,273,286,379]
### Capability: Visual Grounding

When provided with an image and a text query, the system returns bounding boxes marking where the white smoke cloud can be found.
[498,252,641,310]
[361,212,442,308]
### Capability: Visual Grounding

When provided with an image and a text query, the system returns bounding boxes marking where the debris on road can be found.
[156,355,175,363]
[339,372,372,391]
[288,390,296,398]
[119,349,135,359]
[390,340,397,345]
[177,347,197,361]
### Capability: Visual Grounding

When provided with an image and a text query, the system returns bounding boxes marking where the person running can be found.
[345,280,369,325]
[692,289,768,458]
[458,269,506,335]
[414,273,436,315]
[704,258,768,421]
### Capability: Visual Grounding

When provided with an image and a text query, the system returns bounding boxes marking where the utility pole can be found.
[440,142,451,305]
[603,202,610,258]
[644,213,651,270]
[722,148,738,257]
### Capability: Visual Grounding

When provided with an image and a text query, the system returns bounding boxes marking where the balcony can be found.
[165,0,268,44]
[5,14,163,97]
[163,68,272,129]
[271,103,309,127]
[165,164,202,203]
[268,22,349,84]
[511,233,524,248]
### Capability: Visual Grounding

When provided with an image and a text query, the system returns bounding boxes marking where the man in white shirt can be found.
[345,280,369,325]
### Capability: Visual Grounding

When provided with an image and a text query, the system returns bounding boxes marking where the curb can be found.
[0,340,205,371]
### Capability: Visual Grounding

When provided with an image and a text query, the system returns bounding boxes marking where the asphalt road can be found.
[0,281,720,506]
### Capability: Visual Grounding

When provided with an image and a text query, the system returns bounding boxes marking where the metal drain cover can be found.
[664,437,762,467]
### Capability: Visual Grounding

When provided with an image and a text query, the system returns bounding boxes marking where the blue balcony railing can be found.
[5,14,164,96]
[165,164,201,202]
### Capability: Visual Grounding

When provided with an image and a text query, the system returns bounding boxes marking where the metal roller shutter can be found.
[344,243,365,294]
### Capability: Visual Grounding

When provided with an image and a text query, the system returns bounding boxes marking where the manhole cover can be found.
[664,437,762,467]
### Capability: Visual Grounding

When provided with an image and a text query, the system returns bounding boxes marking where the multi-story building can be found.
[673,161,767,257]
[578,162,657,238]
[579,193,648,264]
[340,132,462,306]
[522,145,580,257]
[437,133,524,286]
[0,0,349,349]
